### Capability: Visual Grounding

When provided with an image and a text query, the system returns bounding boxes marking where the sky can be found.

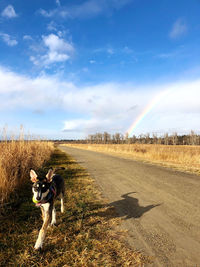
[0,0,200,139]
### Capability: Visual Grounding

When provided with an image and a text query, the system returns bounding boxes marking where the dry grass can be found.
[0,149,153,266]
[0,140,54,205]
[63,144,200,174]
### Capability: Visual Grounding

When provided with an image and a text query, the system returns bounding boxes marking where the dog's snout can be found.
[36,190,42,200]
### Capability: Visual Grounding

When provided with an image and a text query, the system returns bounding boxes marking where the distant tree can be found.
[164,133,169,145]
[103,132,111,144]
[157,136,162,144]
[152,133,158,144]
[97,133,103,144]
[114,133,121,144]
[133,135,137,144]
[124,132,130,144]
[84,131,200,146]
[88,134,94,144]
[190,130,197,145]
[145,133,151,144]
[172,132,178,145]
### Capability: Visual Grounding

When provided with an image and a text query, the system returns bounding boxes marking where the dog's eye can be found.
[37,184,39,187]
[42,184,45,188]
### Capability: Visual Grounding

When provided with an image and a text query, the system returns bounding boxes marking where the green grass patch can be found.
[0,149,153,266]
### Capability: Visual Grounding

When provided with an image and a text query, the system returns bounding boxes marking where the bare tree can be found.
[164,133,169,145]
[152,133,158,144]
[124,132,130,144]
[103,132,111,144]
[190,130,197,145]
[145,133,151,144]
[114,133,121,144]
[172,132,178,145]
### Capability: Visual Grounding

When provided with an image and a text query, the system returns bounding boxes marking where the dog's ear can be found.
[30,169,38,183]
[46,168,54,182]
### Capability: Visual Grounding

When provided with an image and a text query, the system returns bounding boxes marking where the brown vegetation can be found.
[63,143,200,174]
[0,140,54,205]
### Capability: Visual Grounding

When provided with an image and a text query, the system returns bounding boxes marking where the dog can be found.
[30,168,65,250]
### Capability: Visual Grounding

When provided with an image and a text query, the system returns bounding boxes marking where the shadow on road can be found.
[108,192,161,220]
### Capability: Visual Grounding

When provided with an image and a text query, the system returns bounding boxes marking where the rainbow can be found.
[127,89,170,137]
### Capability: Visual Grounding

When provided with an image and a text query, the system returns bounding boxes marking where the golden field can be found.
[0,140,54,204]
[63,143,200,174]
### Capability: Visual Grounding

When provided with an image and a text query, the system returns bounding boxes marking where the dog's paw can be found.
[34,246,42,252]
[51,220,56,226]
[34,240,43,250]
[34,245,42,250]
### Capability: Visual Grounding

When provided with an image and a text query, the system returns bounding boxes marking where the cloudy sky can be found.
[0,0,200,139]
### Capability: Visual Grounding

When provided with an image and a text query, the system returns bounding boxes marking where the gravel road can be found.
[59,145,200,267]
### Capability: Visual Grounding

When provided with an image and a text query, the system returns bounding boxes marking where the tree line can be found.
[63,130,200,145]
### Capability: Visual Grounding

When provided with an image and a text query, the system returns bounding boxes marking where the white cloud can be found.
[1,5,17,18]
[61,80,200,134]
[169,19,187,39]
[56,0,61,6]
[82,67,89,72]
[39,8,55,18]
[93,46,136,59]
[23,35,33,41]
[39,0,132,19]
[30,34,74,66]
[0,66,200,137]
[157,52,174,59]
[63,119,94,131]
[107,48,114,55]
[63,118,115,133]
[47,21,58,31]
[0,33,18,46]
[123,46,133,54]
[0,66,75,110]
[43,34,73,52]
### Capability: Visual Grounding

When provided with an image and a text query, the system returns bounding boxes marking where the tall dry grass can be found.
[64,143,200,174]
[0,140,54,204]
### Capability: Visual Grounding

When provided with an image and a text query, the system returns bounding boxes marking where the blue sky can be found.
[0,0,200,139]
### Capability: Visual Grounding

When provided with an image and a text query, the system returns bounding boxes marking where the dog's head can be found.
[30,169,54,202]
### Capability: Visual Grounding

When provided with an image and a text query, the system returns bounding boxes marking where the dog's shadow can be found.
[98,192,161,220]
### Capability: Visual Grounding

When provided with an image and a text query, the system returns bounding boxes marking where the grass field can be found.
[0,149,153,266]
[0,140,54,205]
[63,143,200,175]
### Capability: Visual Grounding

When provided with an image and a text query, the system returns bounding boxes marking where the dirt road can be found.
[59,145,200,267]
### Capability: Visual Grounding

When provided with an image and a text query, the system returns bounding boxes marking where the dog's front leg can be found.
[34,203,52,250]
[40,206,45,221]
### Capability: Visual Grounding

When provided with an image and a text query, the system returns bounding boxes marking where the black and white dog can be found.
[30,168,65,250]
